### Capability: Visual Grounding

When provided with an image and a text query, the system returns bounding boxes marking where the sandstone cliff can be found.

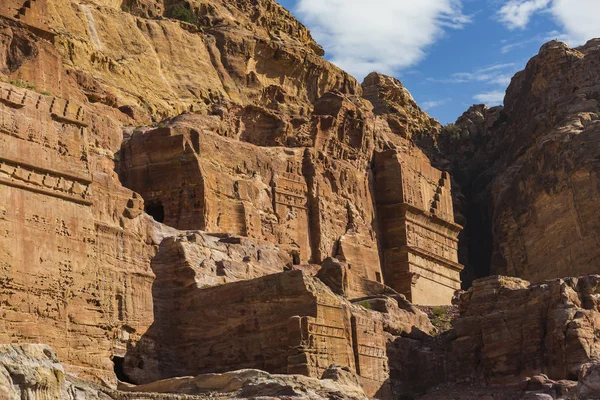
[440,39,600,285]
[0,0,463,397]
[2,0,600,398]
[2,0,356,122]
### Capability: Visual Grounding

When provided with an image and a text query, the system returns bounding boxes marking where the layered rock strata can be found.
[0,0,476,398]
[440,39,600,284]
[389,275,600,397]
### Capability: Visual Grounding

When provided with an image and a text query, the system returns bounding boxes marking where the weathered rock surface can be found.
[12,0,600,398]
[440,39,600,285]
[116,86,463,304]
[122,269,434,397]
[0,1,467,395]
[118,366,369,399]
[0,344,115,400]
[389,275,600,398]
[0,343,373,399]
[575,362,600,399]
[362,72,440,141]
[2,0,357,121]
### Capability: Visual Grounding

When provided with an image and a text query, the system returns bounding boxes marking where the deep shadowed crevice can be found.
[145,200,165,223]
[112,356,134,384]
[460,198,494,288]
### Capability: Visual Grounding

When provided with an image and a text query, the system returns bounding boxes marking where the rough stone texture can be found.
[123,270,402,398]
[0,79,156,384]
[389,275,600,398]
[439,39,600,285]
[455,275,600,384]
[0,27,297,387]
[118,366,369,400]
[0,344,114,400]
[0,0,464,397]
[575,362,600,399]
[117,90,463,304]
[42,0,356,121]
[3,0,600,398]
[362,72,440,141]
[373,150,463,305]
[0,343,372,399]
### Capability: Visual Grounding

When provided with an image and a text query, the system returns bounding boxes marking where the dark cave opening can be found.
[291,251,301,266]
[112,356,134,384]
[145,200,165,223]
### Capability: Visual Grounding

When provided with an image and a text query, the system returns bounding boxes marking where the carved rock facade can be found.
[374,150,462,305]
[0,0,464,398]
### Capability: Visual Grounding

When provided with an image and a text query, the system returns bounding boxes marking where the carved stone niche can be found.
[119,123,313,264]
[373,150,464,305]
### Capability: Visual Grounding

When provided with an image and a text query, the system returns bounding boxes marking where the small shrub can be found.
[430,306,453,332]
[432,306,446,317]
[358,300,372,310]
[10,80,35,90]
[168,3,197,25]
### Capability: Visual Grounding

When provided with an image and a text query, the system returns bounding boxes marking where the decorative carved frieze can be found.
[0,158,92,205]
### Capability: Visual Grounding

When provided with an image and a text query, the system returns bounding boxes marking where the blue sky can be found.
[276,0,600,124]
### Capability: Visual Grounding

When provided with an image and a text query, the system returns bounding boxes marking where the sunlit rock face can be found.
[0,0,469,398]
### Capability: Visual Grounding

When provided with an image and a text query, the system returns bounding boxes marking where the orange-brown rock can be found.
[388,275,600,398]
[123,270,400,398]
[455,275,600,383]
[0,343,375,399]
[8,0,357,122]
[362,72,441,141]
[440,39,600,285]
[0,78,155,384]
[373,150,463,305]
[0,45,292,386]
[117,93,392,299]
[0,0,465,397]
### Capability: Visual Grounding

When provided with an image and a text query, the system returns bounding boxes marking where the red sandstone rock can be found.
[440,40,600,285]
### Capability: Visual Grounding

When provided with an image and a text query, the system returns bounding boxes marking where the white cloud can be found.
[498,0,551,30]
[497,0,600,45]
[295,0,471,79]
[429,63,517,86]
[422,98,451,110]
[473,91,506,105]
[550,0,600,44]
[500,31,565,54]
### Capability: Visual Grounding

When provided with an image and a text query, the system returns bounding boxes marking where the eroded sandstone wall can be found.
[0,0,465,394]
[0,79,157,383]
[439,40,600,284]
[388,275,600,397]
[117,93,391,299]
[124,270,395,398]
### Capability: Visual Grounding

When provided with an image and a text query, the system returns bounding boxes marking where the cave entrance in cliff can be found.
[145,200,165,223]
[291,251,301,266]
[112,356,134,384]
